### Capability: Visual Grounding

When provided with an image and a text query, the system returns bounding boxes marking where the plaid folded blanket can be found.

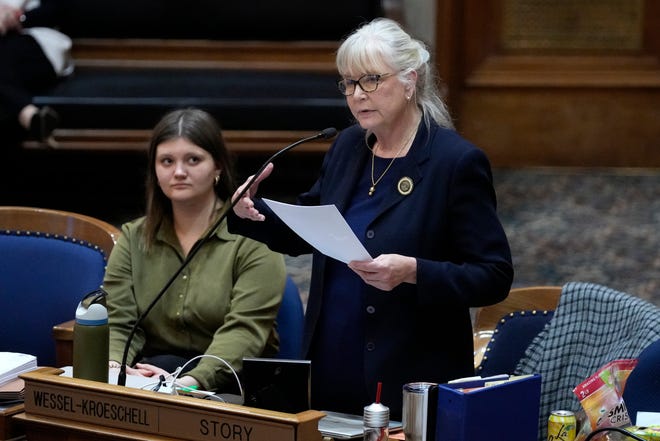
[515,282,660,441]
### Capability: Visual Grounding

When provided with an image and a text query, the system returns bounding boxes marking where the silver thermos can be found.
[402,382,439,441]
[72,289,109,382]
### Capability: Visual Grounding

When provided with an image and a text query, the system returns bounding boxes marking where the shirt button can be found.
[182,275,188,280]
[366,305,376,314]
[366,342,375,351]
[366,230,375,239]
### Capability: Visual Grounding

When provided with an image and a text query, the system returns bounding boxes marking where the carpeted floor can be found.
[285,167,660,309]
[496,167,660,306]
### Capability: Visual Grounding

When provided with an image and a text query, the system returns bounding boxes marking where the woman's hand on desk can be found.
[175,375,200,388]
[126,363,201,389]
[108,361,166,376]
[349,254,417,291]
[128,362,169,378]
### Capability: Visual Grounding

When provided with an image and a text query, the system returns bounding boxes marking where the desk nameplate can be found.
[20,368,324,441]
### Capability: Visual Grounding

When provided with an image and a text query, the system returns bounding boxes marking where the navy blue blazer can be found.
[228,121,514,417]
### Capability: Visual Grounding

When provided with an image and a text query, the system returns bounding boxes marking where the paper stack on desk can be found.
[0,352,37,403]
[0,377,26,403]
[0,352,37,386]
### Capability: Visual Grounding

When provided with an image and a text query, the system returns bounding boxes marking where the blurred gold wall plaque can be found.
[502,0,643,51]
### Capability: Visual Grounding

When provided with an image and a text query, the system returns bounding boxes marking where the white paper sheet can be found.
[636,411,660,426]
[0,352,37,386]
[263,199,372,264]
[60,366,156,390]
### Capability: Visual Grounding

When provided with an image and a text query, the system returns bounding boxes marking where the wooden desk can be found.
[17,368,324,441]
[0,403,25,441]
[51,319,74,367]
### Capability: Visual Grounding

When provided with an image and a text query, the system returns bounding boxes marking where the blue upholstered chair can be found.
[0,206,119,367]
[275,276,305,359]
[473,286,561,374]
[623,338,660,424]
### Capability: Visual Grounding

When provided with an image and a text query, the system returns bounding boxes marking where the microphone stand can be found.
[117,128,337,386]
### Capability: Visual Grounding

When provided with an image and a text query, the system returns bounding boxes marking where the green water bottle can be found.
[73,289,109,382]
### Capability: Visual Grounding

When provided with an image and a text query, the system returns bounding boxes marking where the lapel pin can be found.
[397,177,413,195]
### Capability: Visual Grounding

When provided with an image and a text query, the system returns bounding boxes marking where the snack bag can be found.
[573,359,638,439]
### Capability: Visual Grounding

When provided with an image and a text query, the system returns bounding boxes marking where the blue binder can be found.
[435,374,542,441]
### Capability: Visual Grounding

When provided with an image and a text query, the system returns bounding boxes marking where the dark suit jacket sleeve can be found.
[415,146,513,308]
[226,199,314,256]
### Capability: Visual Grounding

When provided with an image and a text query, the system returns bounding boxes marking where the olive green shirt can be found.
[105,216,286,391]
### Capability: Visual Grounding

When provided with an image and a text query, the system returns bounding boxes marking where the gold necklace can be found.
[369,128,417,196]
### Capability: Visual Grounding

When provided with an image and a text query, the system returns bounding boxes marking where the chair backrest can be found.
[473,286,562,372]
[0,206,120,366]
[514,282,660,441]
[275,276,304,359]
[622,338,660,423]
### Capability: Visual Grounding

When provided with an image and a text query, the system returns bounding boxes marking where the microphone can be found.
[117,128,337,387]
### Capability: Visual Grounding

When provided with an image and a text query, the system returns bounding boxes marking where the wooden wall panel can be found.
[459,88,660,167]
[435,0,660,167]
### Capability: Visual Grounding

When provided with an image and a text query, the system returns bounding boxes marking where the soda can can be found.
[547,410,576,441]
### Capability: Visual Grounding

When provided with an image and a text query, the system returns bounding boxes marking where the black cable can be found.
[584,426,647,441]
[151,374,166,392]
[117,128,337,386]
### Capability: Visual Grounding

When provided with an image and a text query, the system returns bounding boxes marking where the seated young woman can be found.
[105,108,286,393]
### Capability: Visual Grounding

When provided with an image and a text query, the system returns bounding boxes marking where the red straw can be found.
[375,382,382,403]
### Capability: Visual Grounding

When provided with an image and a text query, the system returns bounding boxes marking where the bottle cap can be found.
[75,289,108,325]
[76,303,108,325]
[364,402,389,428]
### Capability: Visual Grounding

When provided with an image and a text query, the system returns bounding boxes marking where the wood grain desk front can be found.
[0,402,25,441]
[16,368,325,441]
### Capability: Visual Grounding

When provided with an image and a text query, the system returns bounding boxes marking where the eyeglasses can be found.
[337,73,393,96]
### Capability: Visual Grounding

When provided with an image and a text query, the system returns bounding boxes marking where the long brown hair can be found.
[142,108,236,250]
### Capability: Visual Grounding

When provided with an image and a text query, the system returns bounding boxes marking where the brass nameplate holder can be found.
[19,368,324,441]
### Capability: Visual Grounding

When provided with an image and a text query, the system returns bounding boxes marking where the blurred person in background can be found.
[0,0,72,143]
